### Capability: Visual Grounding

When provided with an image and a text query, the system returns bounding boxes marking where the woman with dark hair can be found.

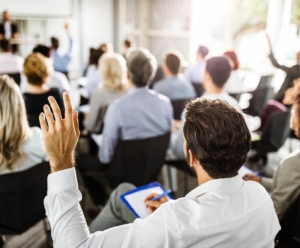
[223,50,244,97]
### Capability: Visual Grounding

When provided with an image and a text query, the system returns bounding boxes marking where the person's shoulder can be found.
[148,88,171,103]
[280,149,300,168]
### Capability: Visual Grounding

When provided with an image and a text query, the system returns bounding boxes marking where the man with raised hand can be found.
[41,93,280,248]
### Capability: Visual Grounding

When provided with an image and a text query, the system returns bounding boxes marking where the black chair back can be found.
[107,133,170,188]
[261,110,291,151]
[171,100,188,120]
[0,162,50,235]
[0,73,21,86]
[93,105,108,134]
[257,75,274,90]
[191,82,204,97]
[229,93,242,102]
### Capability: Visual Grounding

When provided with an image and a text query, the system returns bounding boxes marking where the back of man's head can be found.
[33,45,51,58]
[51,37,59,50]
[183,98,251,179]
[124,37,135,49]
[126,48,157,87]
[164,52,182,75]
[197,46,209,58]
[0,39,10,52]
[205,57,231,88]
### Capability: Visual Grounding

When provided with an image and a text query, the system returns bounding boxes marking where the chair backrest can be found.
[191,82,204,97]
[93,105,108,134]
[0,73,21,86]
[229,93,242,102]
[27,113,41,128]
[171,99,188,120]
[0,162,50,235]
[278,193,300,245]
[257,75,274,90]
[261,110,291,151]
[108,133,170,188]
[249,87,274,116]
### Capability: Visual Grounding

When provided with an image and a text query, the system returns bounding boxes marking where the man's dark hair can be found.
[164,52,181,75]
[89,47,107,67]
[206,57,231,88]
[51,37,59,50]
[183,98,251,179]
[0,39,10,52]
[124,37,135,49]
[197,46,209,58]
[33,44,51,58]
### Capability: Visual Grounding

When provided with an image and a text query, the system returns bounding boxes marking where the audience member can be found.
[223,50,244,95]
[123,36,135,55]
[171,56,238,159]
[266,34,300,103]
[0,11,19,53]
[51,22,73,78]
[0,75,47,175]
[0,39,23,74]
[184,45,209,84]
[41,94,280,247]
[23,53,64,127]
[84,47,107,97]
[99,43,114,53]
[244,78,300,220]
[21,44,70,95]
[153,51,196,100]
[84,53,128,132]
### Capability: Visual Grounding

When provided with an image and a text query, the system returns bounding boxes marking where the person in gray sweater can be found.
[244,79,300,220]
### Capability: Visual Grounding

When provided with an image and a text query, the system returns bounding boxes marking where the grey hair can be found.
[126,47,157,87]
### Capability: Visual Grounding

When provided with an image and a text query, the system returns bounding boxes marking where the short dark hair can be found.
[124,37,135,48]
[51,37,59,49]
[33,44,51,58]
[126,48,157,87]
[183,98,251,179]
[197,46,209,58]
[164,52,182,75]
[0,39,10,52]
[206,57,231,88]
[89,47,107,66]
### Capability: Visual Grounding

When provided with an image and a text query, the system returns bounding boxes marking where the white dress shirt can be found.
[45,168,280,248]
[4,22,11,39]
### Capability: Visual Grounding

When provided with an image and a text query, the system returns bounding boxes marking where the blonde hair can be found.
[23,53,50,85]
[99,53,127,91]
[0,75,30,172]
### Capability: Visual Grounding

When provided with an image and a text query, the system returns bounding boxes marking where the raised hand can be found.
[39,92,80,173]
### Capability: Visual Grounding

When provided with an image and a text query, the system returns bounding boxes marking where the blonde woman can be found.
[84,53,128,132]
[23,53,64,127]
[0,75,47,175]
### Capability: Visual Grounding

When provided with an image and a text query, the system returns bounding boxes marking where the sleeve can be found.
[0,24,4,35]
[99,103,121,164]
[84,90,101,132]
[268,51,290,72]
[271,156,300,220]
[44,168,181,248]
[261,177,273,192]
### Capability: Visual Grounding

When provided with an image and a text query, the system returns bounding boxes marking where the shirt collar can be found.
[128,86,148,95]
[185,175,244,199]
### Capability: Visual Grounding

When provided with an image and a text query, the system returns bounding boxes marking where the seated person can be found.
[172,56,239,159]
[20,44,70,95]
[84,47,107,97]
[153,51,196,100]
[0,75,47,175]
[84,53,128,133]
[0,39,23,75]
[41,94,280,247]
[223,50,244,95]
[184,45,209,84]
[244,79,300,220]
[23,53,64,127]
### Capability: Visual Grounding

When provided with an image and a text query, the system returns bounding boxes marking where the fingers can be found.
[39,112,48,132]
[73,111,80,137]
[144,193,159,202]
[43,104,54,130]
[145,200,162,209]
[63,92,73,125]
[48,96,62,124]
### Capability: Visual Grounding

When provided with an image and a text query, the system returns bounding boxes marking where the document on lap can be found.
[120,182,173,219]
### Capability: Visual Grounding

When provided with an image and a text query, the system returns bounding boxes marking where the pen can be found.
[151,190,172,201]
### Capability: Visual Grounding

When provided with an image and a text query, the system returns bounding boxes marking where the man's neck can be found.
[165,72,176,78]
[195,167,214,186]
[204,83,224,95]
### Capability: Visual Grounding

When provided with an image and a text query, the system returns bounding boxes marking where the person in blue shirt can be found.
[153,51,196,100]
[50,22,73,78]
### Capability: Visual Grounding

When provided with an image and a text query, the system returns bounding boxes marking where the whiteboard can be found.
[0,0,72,17]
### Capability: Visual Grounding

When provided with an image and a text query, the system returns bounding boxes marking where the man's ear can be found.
[188,149,197,168]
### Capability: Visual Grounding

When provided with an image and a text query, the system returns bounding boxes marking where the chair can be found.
[0,73,21,86]
[229,93,242,102]
[276,194,300,247]
[251,110,291,164]
[191,82,205,97]
[92,105,108,134]
[0,162,50,244]
[171,100,189,120]
[257,75,273,89]
[243,87,274,116]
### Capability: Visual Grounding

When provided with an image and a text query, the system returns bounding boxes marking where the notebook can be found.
[120,182,173,219]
